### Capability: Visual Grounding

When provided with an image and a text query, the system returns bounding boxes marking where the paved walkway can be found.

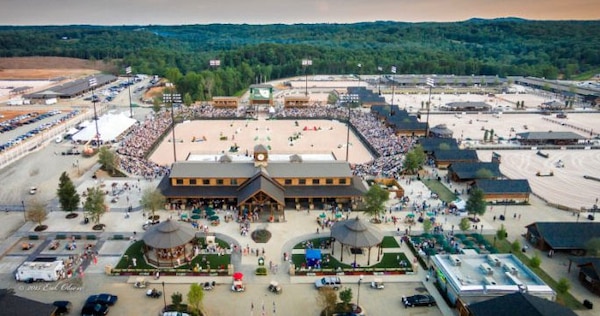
[1,164,598,315]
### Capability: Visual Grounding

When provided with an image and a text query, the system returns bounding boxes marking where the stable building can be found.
[472,179,532,204]
[432,149,479,169]
[447,162,501,182]
[516,131,585,146]
[158,145,368,221]
[525,222,600,254]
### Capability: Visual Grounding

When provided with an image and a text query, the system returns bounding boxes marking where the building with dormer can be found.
[157,144,368,221]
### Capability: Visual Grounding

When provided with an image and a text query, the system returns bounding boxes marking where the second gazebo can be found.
[142,219,197,268]
[330,216,384,266]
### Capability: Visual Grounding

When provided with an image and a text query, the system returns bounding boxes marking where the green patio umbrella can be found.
[319,213,327,218]
[192,209,201,214]
[205,209,216,216]
[209,215,220,221]
[406,213,415,218]
[190,214,201,220]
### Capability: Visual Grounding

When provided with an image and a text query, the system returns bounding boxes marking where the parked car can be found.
[81,303,108,316]
[52,300,72,315]
[86,293,118,306]
[402,294,436,308]
[314,276,341,290]
[29,187,37,195]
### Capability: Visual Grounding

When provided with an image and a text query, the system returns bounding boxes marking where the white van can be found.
[55,136,63,143]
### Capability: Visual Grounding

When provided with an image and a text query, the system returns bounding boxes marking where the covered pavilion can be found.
[142,219,197,268]
[329,216,384,266]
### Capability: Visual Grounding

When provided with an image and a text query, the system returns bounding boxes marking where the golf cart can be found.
[231,271,245,292]
[267,281,282,294]
[370,278,385,289]
[231,280,245,292]
[146,288,162,298]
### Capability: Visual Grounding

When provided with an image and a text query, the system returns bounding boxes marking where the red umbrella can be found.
[233,272,244,280]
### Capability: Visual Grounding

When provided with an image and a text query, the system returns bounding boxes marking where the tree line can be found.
[1,19,599,101]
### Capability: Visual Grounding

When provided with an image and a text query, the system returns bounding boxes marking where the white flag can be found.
[391,66,397,74]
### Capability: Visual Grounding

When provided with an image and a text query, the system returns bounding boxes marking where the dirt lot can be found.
[0,57,109,79]
[0,109,32,122]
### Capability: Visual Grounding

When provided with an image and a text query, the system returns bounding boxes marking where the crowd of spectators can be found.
[273,105,418,178]
[117,102,418,179]
[116,111,172,178]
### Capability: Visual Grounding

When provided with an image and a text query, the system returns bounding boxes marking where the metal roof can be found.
[516,131,585,140]
[527,222,600,250]
[474,179,531,194]
[170,161,353,179]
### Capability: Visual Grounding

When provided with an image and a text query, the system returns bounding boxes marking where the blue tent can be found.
[305,249,322,267]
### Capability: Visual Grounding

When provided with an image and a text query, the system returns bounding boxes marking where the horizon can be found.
[1,0,599,26]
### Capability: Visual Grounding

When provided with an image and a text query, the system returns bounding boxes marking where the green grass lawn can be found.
[486,237,584,310]
[380,236,400,248]
[421,179,457,203]
[115,239,230,271]
[291,251,412,272]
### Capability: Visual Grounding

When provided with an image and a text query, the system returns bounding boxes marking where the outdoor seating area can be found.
[409,233,497,257]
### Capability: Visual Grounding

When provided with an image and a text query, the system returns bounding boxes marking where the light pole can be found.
[390,66,397,114]
[163,87,181,163]
[357,275,364,310]
[161,281,166,312]
[377,66,382,95]
[426,77,435,138]
[343,94,357,162]
[302,59,312,97]
[21,200,26,221]
[125,66,133,118]
[357,63,362,88]
[88,77,100,148]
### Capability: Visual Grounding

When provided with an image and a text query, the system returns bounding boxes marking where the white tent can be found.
[72,111,136,142]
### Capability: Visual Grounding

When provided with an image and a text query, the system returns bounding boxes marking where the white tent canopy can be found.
[72,111,136,142]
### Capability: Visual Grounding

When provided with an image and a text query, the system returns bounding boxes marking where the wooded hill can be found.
[1,19,598,100]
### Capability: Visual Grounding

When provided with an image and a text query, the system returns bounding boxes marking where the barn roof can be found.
[526,222,600,250]
[516,131,585,140]
[448,162,501,180]
[474,179,531,194]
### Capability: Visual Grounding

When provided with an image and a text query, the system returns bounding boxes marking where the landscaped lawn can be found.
[380,236,400,248]
[115,239,231,271]
[421,179,457,203]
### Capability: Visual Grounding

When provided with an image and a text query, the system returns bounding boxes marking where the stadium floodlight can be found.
[426,77,435,137]
[302,59,312,96]
[125,66,133,118]
[163,90,182,162]
[88,77,100,148]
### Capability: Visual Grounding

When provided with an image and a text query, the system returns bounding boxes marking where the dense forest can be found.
[1,19,599,101]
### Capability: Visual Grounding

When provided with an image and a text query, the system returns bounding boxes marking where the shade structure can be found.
[192,209,201,214]
[205,209,216,216]
[209,215,220,221]
[190,214,201,220]
[142,219,196,249]
[330,217,384,249]
[319,212,327,218]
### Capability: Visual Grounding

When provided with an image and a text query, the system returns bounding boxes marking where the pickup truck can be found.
[314,276,341,290]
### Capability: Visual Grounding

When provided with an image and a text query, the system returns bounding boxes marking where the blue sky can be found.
[1,0,599,25]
